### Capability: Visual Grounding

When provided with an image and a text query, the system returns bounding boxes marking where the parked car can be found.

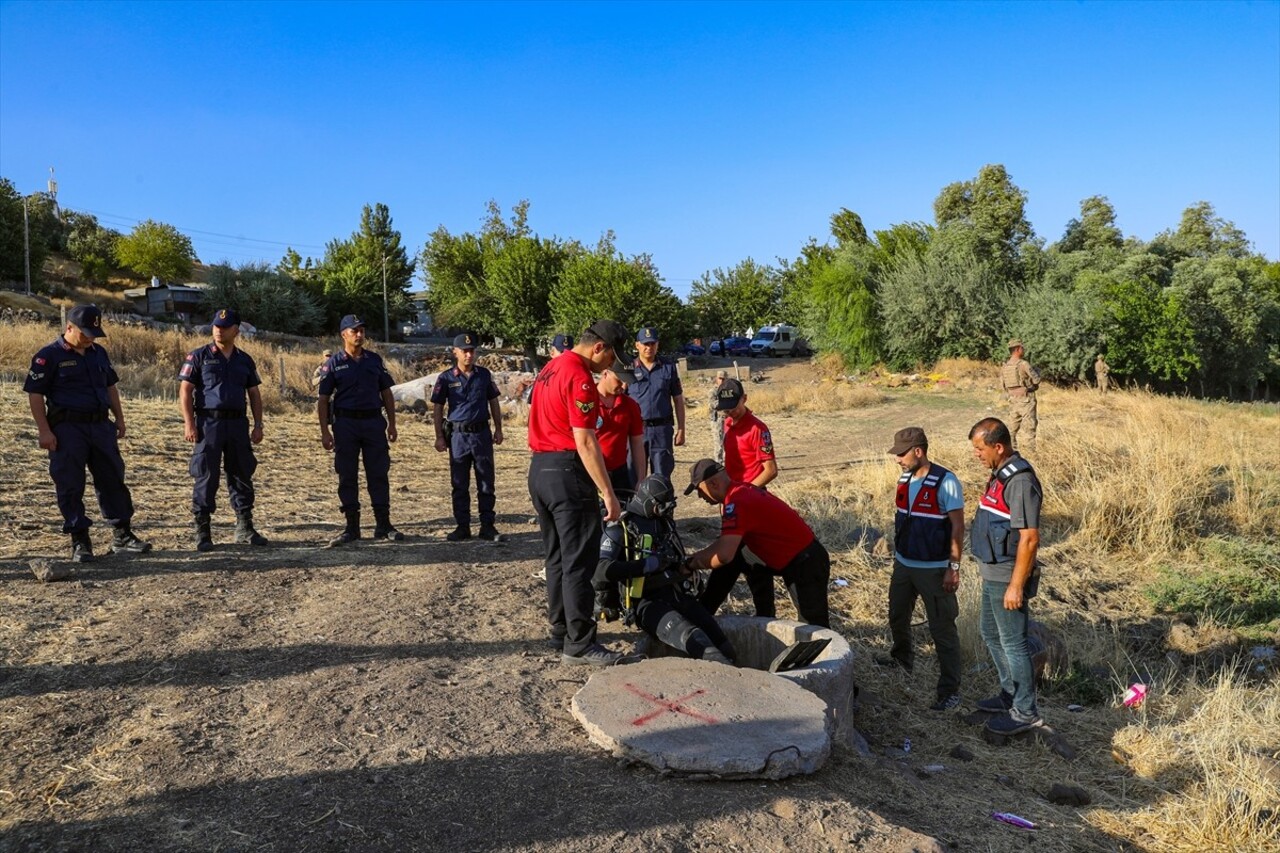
[710,336,752,356]
[681,342,706,356]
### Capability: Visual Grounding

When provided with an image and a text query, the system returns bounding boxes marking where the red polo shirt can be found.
[723,409,775,483]
[719,482,815,569]
[528,351,600,452]
[596,393,643,470]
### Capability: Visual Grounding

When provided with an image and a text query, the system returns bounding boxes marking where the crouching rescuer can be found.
[593,475,737,665]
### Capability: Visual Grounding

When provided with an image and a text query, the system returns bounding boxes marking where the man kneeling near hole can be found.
[685,459,831,628]
[593,474,737,665]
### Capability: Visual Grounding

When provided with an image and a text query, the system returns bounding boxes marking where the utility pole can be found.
[23,196,31,296]
[381,254,389,343]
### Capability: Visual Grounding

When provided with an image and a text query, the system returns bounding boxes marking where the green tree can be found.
[203,262,326,336]
[0,178,41,283]
[830,208,869,248]
[688,258,781,338]
[319,203,415,328]
[1058,195,1123,253]
[484,234,567,353]
[932,164,1034,280]
[64,211,122,284]
[805,247,880,368]
[551,247,692,352]
[1165,201,1252,260]
[115,219,197,281]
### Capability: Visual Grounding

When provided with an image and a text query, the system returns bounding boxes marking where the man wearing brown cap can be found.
[1000,339,1041,452]
[527,319,634,666]
[878,427,965,711]
[684,458,830,627]
[24,304,152,562]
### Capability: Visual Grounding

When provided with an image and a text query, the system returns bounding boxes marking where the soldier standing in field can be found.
[1094,354,1110,394]
[1000,339,1041,453]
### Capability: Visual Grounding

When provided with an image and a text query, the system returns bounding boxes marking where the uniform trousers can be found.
[449,428,495,528]
[529,451,602,656]
[699,541,831,628]
[643,424,675,479]
[333,415,391,512]
[1008,394,1038,452]
[48,420,134,533]
[887,558,961,698]
[190,415,257,514]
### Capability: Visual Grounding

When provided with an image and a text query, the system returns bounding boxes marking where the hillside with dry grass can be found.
[1,316,1277,852]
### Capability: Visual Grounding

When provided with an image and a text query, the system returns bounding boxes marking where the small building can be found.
[123,282,207,318]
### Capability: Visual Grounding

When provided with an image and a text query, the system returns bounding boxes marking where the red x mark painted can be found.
[625,683,719,726]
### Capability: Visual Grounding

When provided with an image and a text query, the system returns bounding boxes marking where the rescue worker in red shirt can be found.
[527,319,634,667]
[594,361,646,498]
[684,458,830,628]
[714,378,777,488]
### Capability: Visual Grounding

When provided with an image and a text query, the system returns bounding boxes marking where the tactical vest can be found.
[1002,358,1038,397]
[894,463,954,563]
[971,455,1033,565]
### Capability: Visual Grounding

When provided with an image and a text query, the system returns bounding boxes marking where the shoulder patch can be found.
[34,356,45,366]
[575,399,596,414]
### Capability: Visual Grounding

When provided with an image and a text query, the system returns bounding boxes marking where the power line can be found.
[78,207,327,251]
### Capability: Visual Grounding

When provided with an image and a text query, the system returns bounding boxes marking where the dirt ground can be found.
[1,364,1136,852]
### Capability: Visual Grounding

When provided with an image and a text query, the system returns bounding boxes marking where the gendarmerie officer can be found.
[317,314,403,545]
[527,319,632,667]
[627,326,686,478]
[24,304,152,562]
[178,308,269,551]
[432,332,504,542]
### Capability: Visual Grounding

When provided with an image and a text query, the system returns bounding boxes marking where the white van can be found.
[750,324,799,357]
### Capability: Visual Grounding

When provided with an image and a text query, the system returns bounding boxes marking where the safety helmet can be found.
[626,474,676,519]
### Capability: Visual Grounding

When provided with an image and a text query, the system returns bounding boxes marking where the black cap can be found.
[606,358,637,385]
[339,314,366,332]
[684,458,725,495]
[714,378,745,411]
[211,308,241,328]
[585,319,630,355]
[67,305,106,338]
[453,332,478,349]
[888,426,928,455]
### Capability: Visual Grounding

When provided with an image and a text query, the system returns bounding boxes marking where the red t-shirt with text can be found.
[596,393,643,470]
[528,351,600,452]
[723,410,775,483]
[719,482,815,569]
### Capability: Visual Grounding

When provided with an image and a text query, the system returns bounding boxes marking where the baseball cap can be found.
[585,319,630,355]
[67,305,106,338]
[636,327,659,344]
[453,332,478,349]
[322,349,332,358]
[551,333,572,351]
[714,378,745,411]
[1007,338,1024,350]
[607,358,637,385]
[340,315,366,332]
[211,308,241,328]
[684,458,725,495]
[715,369,727,379]
[888,426,928,456]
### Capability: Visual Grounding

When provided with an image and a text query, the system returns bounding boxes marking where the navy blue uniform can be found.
[179,344,262,515]
[318,349,395,512]
[431,365,500,529]
[627,358,683,478]
[24,336,135,533]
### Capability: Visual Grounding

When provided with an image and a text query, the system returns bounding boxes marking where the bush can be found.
[1146,538,1280,629]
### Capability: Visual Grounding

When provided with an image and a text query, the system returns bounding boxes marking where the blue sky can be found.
[2,1,1277,296]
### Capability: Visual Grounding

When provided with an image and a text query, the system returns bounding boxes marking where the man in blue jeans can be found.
[968,417,1045,735]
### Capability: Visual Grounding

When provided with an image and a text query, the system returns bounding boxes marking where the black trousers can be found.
[698,551,779,618]
[699,540,831,628]
[48,420,134,533]
[888,558,961,697]
[636,586,735,662]
[190,415,257,515]
[333,415,390,512]
[529,451,601,656]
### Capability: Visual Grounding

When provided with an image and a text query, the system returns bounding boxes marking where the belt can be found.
[334,407,382,419]
[49,408,109,425]
[197,408,246,420]
[644,417,674,427]
[783,538,824,571]
[451,421,490,434]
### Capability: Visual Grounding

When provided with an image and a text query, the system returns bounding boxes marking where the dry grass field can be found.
[1,318,1277,852]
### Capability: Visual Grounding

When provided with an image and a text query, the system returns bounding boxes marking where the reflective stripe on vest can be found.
[893,463,953,563]
[971,455,1033,564]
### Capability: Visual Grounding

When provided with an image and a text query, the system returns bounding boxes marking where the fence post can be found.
[279,355,287,395]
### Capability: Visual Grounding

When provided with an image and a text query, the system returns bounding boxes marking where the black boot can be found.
[478,522,503,542]
[111,525,152,554]
[329,510,361,546]
[70,529,94,563]
[446,525,471,542]
[372,508,404,541]
[234,510,268,546]
[194,512,213,552]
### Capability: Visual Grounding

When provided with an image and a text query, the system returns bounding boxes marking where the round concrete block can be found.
[571,657,831,779]
[642,617,859,751]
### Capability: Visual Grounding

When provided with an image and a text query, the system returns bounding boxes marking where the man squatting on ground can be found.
[179,308,269,551]
[24,304,152,562]
[594,474,737,665]
[432,332,504,542]
[627,326,685,479]
[527,319,635,667]
[877,427,965,712]
[969,417,1047,735]
[685,459,831,628]
[593,359,646,499]
[317,314,404,545]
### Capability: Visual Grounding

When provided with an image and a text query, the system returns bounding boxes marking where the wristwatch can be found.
[948,561,960,572]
